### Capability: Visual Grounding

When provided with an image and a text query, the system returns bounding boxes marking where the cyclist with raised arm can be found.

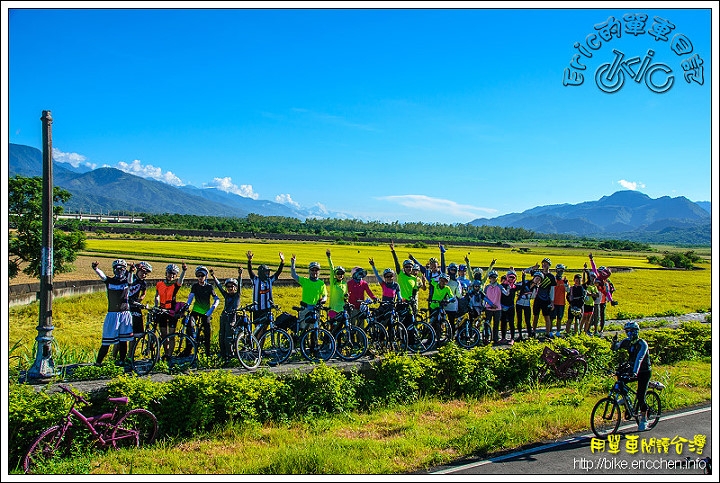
[612,321,652,430]
[409,243,446,311]
[210,265,243,362]
[531,258,557,339]
[390,241,422,321]
[347,266,376,316]
[325,249,350,321]
[290,255,328,330]
[154,262,188,351]
[91,259,134,367]
[184,265,220,356]
[247,250,284,338]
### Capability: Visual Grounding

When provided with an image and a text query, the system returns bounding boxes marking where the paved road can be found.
[429,404,713,476]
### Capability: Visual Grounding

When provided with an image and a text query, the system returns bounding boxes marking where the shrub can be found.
[286,363,361,416]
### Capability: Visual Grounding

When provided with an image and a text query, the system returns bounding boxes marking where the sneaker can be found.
[585,331,592,337]
[638,415,647,431]
[611,300,619,306]
[507,338,514,346]
[546,331,555,339]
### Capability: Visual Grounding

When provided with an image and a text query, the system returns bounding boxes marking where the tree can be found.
[8,175,86,279]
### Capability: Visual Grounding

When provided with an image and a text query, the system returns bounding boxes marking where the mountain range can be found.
[9,143,712,245]
[469,190,711,245]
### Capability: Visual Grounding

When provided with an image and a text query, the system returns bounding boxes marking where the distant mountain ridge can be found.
[9,143,711,245]
[469,190,711,245]
[9,143,313,219]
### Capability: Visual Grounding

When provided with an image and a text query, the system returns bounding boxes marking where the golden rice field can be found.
[9,238,711,362]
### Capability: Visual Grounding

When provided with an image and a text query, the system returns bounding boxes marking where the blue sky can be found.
[3,3,716,224]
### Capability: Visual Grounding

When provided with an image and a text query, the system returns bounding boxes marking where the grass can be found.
[25,360,710,475]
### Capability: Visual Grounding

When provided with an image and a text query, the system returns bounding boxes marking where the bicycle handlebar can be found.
[58,384,90,405]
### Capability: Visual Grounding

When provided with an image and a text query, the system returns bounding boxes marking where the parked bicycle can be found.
[254,304,294,366]
[225,303,262,370]
[538,346,588,383]
[23,385,158,474]
[292,302,336,363]
[350,298,389,356]
[454,312,481,349]
[590,364,664,439]
[420,300,453,349]
[328,302,369,361]
[373,301,408,353]
[130,305,196,375]
[396,301,436,354]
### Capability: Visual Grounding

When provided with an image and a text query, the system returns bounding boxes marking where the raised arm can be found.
[246,250,256,279]
[390,241,401,273]
[177,261,188,286]
[273,252,285,279]
[290,254,299,282]
[91,261,107,281]
[439,243,447,273]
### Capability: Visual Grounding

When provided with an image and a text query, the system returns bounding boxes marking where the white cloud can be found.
[617,179,646,191]
[116,159,184,186]
[207,177,259,199]
[52,148,97,170]
[377,194,497,220]
[275,193,301,208]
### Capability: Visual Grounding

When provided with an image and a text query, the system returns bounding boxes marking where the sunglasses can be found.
[384,275,394,278]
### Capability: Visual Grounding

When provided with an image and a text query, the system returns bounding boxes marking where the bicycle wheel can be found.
[456,324,481,349]
[23,425,66,474]
[300,328,336,362]
[258,328,293,366]
[365,321,389,355]
[642,390,662,430]
[433,316,453,348]
[161,333,197,373]
[130,332,159,376]
[111,408,158,449]
[561,359,588,381]
[386,321,408,352]
[407,320,436,354]
[235,331,262,369]
[590,397,621,438]
[334,325,368,361]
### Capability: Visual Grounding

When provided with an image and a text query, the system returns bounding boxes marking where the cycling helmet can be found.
[458,264,467,271]
[166,264,180,275]
[488,270,498,278]
[136,261,153,273]
[308,261,321,271]
[413,263,423,271]
[624,321,639,341]
[472,267,484,281]
[258,264,270,274]
[224,278,238,288]
[428,257,439,264]
[382,268,395,277]
[334,266,346,275]
[351,266,367,279]
[112,259,128,270]
[403,259,414,268]
[542,257,552,265]
[506,269,516,276]
[195,266,209,277]
[556,264,566,271]
[471,279,482,288]
[448,263,458,271]
[624,321,639,331]
[439,273,450,282]
[532,271,545,280]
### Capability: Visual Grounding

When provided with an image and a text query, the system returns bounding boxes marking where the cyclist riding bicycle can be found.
[612,321,652,430]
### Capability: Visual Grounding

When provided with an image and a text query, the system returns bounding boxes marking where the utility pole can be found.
[27,110,56,379]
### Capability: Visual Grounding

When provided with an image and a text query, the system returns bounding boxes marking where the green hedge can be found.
[8,322,710,469]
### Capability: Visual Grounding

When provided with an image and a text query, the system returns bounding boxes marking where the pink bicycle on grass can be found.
[23,384,158,474]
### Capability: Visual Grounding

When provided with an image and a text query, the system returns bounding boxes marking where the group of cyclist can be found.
[92,243,652,431]
[92,244,621,365]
